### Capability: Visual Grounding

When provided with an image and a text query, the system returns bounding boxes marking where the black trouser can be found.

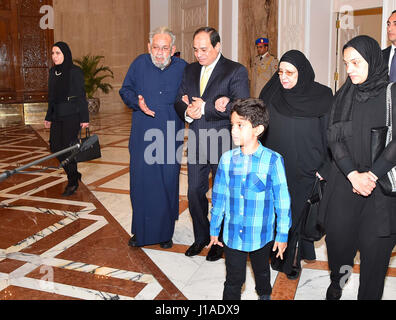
[49,115,81,185]
[223,242,272,300]
[325,174,396,300]
[187,161,223,244]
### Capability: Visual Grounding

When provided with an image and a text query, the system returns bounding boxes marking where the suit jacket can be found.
[175,56,250,164]
[174,55,250,162]
[383,46,391,71]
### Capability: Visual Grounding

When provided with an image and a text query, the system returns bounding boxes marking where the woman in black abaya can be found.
[321,35,396,300]
[259,50,333,279]
[45,42,89,196]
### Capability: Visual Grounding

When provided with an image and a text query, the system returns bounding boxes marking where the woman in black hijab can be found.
[45,42,89,196]
[321,35,396,300]
[259,50,333,280]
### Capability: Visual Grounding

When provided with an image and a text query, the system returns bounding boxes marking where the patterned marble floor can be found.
[1,105,396,301]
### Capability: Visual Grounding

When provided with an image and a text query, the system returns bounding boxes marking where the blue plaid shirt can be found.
[210,143,291,252]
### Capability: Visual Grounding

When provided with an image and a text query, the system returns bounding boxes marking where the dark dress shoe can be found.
[185,242,207,257]
[160,240,173,249]
[326,281,342,300]
[62,184,78,196]
[286,267,301,280]
[206,244,224,261]
[128,235,141,247]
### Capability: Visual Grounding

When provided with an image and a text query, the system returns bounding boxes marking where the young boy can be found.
[208,98,291,300]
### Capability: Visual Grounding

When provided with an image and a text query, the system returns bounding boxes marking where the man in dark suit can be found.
[383,10,396,80]
[174,27,250,261]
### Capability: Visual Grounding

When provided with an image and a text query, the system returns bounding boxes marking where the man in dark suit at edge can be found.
[174,27,250,261]
[383,10,396,80]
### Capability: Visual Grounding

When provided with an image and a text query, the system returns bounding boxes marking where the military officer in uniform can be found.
[251,37,278,98]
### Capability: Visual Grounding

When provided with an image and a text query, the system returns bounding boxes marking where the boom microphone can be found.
[0,144,80,182]
[60,135,99,168]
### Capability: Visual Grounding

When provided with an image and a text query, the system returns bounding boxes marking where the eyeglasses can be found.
[151,46,171,52]
[278,70,297,77]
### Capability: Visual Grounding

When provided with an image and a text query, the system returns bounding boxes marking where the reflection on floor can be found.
[0,106,395,300]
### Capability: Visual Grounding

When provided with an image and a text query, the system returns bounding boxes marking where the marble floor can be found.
[1,105,395,301]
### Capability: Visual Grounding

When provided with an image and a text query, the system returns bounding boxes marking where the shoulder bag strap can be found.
[386,83,394,145]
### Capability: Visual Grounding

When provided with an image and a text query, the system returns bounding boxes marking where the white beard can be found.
[150,53,171,70]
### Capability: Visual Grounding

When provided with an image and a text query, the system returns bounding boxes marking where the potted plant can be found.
[73,55,114,113]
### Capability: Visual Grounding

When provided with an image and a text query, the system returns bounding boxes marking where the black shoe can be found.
[258,294,271,300]
[128,235,141,247]
[160,240,173,249]
[206,244,224,262]
[185,242,207,257]
[62,184,78,196]
[326,282,342,300]
[286,267,301,280]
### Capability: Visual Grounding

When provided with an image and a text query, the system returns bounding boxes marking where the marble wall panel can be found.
[53,0,150,111]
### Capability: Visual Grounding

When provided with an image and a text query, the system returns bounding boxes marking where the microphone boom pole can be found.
[0,143,80,183]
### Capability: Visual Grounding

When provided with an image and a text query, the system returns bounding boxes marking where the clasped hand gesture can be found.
[215,96,230,113]
[183,95,230,119]
[183,95,203,120]
[347,170,378,197]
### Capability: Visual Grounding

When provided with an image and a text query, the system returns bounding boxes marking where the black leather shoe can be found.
[326,282,342,300]
[128,235,141,247]
[160,240,173,249]
[62,184,78,196]
[206,244,224,261]
[286,267,301,280]
[185,242,207,257]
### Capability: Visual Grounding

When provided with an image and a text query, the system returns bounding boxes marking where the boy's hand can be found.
[207,236,224,250]
[272,241,287,260]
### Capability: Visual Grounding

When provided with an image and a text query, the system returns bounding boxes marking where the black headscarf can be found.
[259,50,332,118]
[330,35,389,125]
[52,41,73,103]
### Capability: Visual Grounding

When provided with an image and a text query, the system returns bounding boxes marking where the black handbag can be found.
[75,128,101,162]
[270,177,326,273]
[370,83,396,196]
[301,177,326,241]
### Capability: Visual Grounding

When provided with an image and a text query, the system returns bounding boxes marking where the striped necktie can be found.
[390,48,396,82]
[200,66,212,96]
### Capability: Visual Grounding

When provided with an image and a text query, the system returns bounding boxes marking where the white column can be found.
[278,0,335,88]
[278,0,308,56]
[219,0,239,61]
[308,0,334,87]
[150,0,170,31]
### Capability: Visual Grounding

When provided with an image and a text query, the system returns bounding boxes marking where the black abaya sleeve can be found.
[327,121,357,176]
